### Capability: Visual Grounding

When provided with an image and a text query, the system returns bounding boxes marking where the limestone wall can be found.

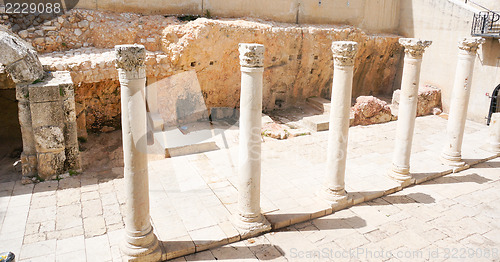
[34,16,402,134]
[399,0,500,123]
[74,0,400,33]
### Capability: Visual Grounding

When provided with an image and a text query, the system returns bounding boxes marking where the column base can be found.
[387,165,412,185]
[232,213,271,239]
[318,187,350,210]
[121,228,163,262]
[440,152,466,168]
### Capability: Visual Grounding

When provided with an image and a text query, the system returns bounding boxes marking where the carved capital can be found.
[331,41,358,66]
[399,38,432,59]
[458,37,485,54]
[115,44,146,72]
[239,43,265,68]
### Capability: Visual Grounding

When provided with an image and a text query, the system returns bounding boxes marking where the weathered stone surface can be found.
[33,126,65,152]
[37,150,66,179]
[391,85,442,117]
[162,18,402,111]
[0,25,44,83]
[352,96,393,126]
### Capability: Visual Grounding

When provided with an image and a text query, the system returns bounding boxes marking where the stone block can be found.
[6,54,44,83]
[30,100,64,128]
[302,114,330,132]
[37,150,66,179]
[28,83,61,103]
[306,96,331,114]
[33,126,65,152]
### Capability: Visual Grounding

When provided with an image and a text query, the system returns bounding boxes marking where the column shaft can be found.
[389,38,431,184]
[235,43,270,236]
[116,44,162,262]
[320,41,358,205]
[441,37,485,166]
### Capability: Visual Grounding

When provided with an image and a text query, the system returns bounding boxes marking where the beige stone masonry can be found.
[441,37,485,167]
[319,41,358,207]
[388,38,432,184]
[115,44,162,262]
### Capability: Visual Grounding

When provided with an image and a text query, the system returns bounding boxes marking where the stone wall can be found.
[32,14,402,134]
[2,9,177,53]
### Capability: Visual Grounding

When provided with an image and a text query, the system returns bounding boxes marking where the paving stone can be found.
[83,216,106,237]
[85,234,112,261]
[19,239,56,260]
[55,249,86,262]
[55,235,85,255]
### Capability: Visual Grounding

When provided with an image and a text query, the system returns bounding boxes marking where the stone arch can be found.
[0,25,44,83]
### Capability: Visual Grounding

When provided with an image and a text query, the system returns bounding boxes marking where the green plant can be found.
[77,136,87,143]
[68,170,78,176]
[32,79,42,84]
[205,9,212,19]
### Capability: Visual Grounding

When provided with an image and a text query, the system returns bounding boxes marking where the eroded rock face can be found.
[352,96,393,126]
[0,26,44,83]
[162,18,402,111]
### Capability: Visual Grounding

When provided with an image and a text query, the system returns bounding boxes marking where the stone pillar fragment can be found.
[61,76,81,171]
[16,84,37,177]
[388,38,432,184]
[234,43,271,237]
[115,44,162,261]
[28,76,68,179]
[487,113,500,153]
[319,41,358,207]
[441,37,485,167]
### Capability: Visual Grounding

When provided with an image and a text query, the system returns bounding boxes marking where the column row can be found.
[115,36,493,261]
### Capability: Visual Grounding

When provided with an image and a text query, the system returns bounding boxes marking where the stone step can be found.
[302,112,355,132]
[152,125,219,158]
[306,97,331,114]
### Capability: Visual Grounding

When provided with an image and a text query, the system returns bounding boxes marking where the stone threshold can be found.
[152,116,499,261]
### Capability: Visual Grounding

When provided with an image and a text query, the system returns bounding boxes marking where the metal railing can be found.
[466,0,500,37]
[472,11,500,37]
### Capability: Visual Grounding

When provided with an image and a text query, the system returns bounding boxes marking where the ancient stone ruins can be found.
[1,5,500,261]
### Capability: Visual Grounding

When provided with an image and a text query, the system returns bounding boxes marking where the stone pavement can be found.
[0,115,498,261]
[178,157,500,261]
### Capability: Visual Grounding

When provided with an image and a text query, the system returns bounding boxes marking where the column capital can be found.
[114,44,146,71]
[239,43,264,68]
[399,38,432,59]
[331,41,358,66]
[458,37,485,54]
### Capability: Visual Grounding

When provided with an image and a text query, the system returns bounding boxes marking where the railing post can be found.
[388,38,432,185]
[115,44,162,262]
[441,37,485,167]
[318,41,358,208]
[234,43,271,237]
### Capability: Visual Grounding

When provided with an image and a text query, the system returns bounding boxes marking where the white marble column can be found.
[488,113,500,153]
[115,44,162,261]
[319,41,358,206]
[388,39,432,184]
[441,37,485,167]
[234,43,271,237]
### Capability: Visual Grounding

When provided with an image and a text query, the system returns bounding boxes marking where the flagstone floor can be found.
[0,115,498,261]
